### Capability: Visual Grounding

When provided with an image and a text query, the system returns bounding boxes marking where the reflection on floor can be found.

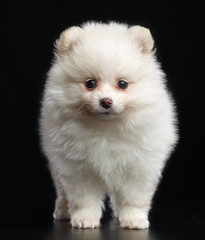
[0,200,205,240]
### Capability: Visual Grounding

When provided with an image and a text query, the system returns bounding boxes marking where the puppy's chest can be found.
[62,122,137,168]
[75,131,136,180]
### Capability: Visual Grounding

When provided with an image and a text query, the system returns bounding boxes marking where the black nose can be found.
[100,98,113,109]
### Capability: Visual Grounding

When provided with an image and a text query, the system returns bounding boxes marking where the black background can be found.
[1,0,205,211]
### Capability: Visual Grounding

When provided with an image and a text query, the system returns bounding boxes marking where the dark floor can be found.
[0,199,205,240]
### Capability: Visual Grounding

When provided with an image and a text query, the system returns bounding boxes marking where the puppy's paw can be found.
[71,217,100,229]
[53,209,70,220]
[53,196,70,220]
[119,206,149,230]
[120,217,149,230]
[71,209,101,228]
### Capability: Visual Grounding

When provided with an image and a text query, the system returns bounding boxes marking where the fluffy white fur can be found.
[40,21,178,229]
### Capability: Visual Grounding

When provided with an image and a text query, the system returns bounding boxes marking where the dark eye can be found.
[118,80,128,90]
[85,79,97,90]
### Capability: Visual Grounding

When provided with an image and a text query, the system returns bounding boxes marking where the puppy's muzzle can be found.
[100,98,113,109]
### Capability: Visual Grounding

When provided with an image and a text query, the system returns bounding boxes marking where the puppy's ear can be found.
[129,26,154,54]
[55,26,82,58]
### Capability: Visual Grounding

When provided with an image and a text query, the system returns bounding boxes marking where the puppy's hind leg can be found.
[53,194,70,220]
[51,169,70,220]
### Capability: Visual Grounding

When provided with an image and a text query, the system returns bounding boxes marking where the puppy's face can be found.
[51,23,161,120]
[80,77,130,120]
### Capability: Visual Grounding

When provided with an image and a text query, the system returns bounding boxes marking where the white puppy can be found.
[40,21,178,229]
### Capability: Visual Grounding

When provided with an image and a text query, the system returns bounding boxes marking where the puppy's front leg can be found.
[61,175,105,229]
[112,177,157,230]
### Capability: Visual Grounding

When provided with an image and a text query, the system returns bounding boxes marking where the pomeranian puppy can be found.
[40,21,178,229]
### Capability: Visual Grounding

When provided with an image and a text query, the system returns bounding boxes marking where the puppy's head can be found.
[48,22,163,121]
